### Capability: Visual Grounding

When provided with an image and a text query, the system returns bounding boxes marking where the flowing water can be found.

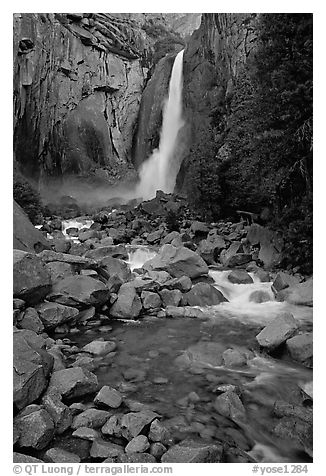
[135,50,185,200]
[66,247,312,463]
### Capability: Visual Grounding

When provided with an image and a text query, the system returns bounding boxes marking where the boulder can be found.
[41,388,72,434]
[220,241,242,265]
[110,283,142,319]
[125,435,150,454]
[147,229,164,244]
[286,333,313,367]
[13,200,50,252]
[94,385,123,409]
[175,341,225,369]
[214,391,246,423]
[276,278,313,306]
[159,288,182,307]
[246,224,283,267]
[143,244,209,279]
[82,340,116,355]
[98,256,131,282]
[72,427,100,441]
[162,231,181,244]
[165,306,207,319]
[71,409,111,430]
[46,262,75,282]
[14,407,55,450]
[101,414,124,437]
[190,221,209,235]
[90,439,124,459]
[13,329,54,410]
[13,453,43,463]
[256,313,298,351]
[272,272,300,293]
[161,275,192,292]
[43,447,81,463]
[161,439,223,463]
[249,290,271,303]
[228,270,253,284]
[85,245,128,261]
[48,367,98,400]
[222,348,247,367]
[13,250,52,304]
[47,276,110,309]
[16,307,44,333]
[141,290,162,310]
[38,249,95,266]
[225,253,252,268]
[120,410,159,440]
[148,419,171,445]
[36,302,79,330]
[184,282,227,306]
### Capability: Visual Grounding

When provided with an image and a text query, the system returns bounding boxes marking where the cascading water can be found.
[135,49,185,200]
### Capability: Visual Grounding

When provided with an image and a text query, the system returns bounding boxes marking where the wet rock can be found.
[184,282,227,306]
[90,438,125,459]
[165,306,207,319]
[228,269,253,284]
[161,439,223,463]
[13,329,53,410]
[222,348,247,367]
[101,414,124,437]
[150,442,167,458]
[94,385,123,409]
[120,410,159,440]
[276,278,313,307]
[143,244,209,279]
[286,333,313,367]
[48,367,98,400]
[141,291,162,310]
[159,288,182,307]
[225,253,252,268]
[85,245,128,261]
[214,391,246,423]
[43,447,81,463]
[13,453,43,463]
[46,262,76,283]
[176,342,225,368]
[273,401,312,424]
[254,268,271,282]
[15,407,55,450]
[122,368,146,382]
[161,275,192,292]
[47,276,110,309]
[17,306,44,333]
[42,388,72,434]
[125,435,150,453]
[72,427,100,441]
[273,417,312,455]
[148,419,171,445]
[13,250,52,304]
[36,302,79,330]
[71,409,111,430]
[110,283,142,319]
[98,256,131,282]
[249,290,271,303]
[82,339,116,356]
[256,313,298,351]
[272,272,300,293]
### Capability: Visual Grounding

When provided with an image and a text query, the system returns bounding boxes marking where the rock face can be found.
[143,244,209,279]
[13,200,50,252]
[13,250,52,304]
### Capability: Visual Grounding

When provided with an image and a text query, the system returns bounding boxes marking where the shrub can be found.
[13,174,44,224]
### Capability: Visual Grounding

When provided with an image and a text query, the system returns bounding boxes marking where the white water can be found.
[135,50,185,200]
[126,246,157,271]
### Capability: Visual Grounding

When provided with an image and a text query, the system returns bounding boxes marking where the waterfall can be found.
[135,49,185,200]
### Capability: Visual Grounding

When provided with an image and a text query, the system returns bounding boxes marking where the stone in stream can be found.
[48,367,98,400]
[13,250,52,304]
[43,447,81,463]
[13,453,43,463]
[141,291,162,310]
[35,302,79,330]
[214,391,246,424]
[71,409,112,430]
[98,256,131,282]
[82,339,116,355]
[286,333,313,368]
[85,245,128,261]
[41,388,72,434]
[159,288,182,307]
[101,414,124,437]
[276,278,313,307]
[228,269,253,284]
[148,419,171,445]
[76,306,96,325]
[225,253,253,268]
[120,411,160,440]
[150,442,167,459]
[72,427,100,441]
[47,276,110,309]
[184,282,227,306]
[249,290,271,303]
[222,348,247,367]
[13,329,54,410]
[16,306,44,333]
[110,283,142,319]
[256,313,298,351]
[161,275,192,292]
[14,407,55,450]
[143,244,209,279]
[90,438,125,459]
[196,238,225,265]
[125,435,150,454]
[165,306,207,319]
[94,385,123,409]
[272,272,300,293]
[161,439,223,463]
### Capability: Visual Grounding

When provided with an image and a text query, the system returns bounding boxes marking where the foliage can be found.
[13,174,44,224]
[165,209,182,232]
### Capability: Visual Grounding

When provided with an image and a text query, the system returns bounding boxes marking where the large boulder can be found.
[98,256,131,282]
[275,278,313,307]
[246,224,283,268]
[13,250,52,304]
[286,333,313,368]
[13,329,54,410]
[161,440,222,463]
[48,367,98,400]
[41,388,72,434]
[85,245,128,261]
[196,238,224,265]
[228,270,253,284]
[47,276,110,309]
[184,282,227,306]
[272,272,300,293]
[14,407,55,450]
[256,313,298,351]
[13,200,50,252]
[143,244,209,279]
[110,283,142,319]
[35,302,79,330]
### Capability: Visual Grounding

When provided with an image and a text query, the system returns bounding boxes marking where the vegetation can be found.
[13,173,44,224]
